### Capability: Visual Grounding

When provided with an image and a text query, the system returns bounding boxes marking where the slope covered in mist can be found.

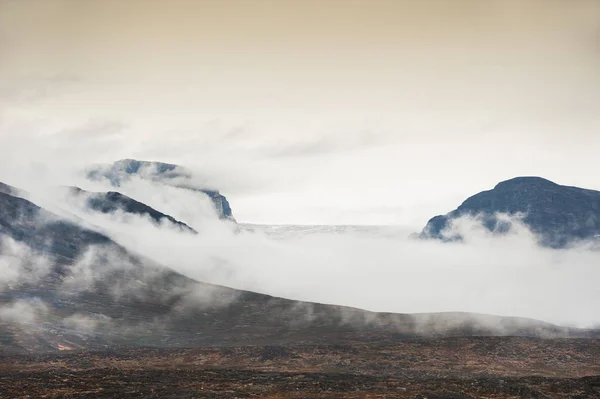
[64,186,197,234]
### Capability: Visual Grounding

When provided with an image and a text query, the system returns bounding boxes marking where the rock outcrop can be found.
[86,159,234,220]
[0,190,111,263]
[421,176,600,247]
[66,187,196,234]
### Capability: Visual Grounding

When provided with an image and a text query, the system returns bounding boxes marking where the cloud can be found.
[71,175,225,231]
[2,179,600,343]
[0,298,48,325]
[1,143,599,330]
[33,182,600,328]
[0,236,52,287]
[262,128,390,158]
[0,73,80,106]
[62,313,113,334]
[56,119,127,140]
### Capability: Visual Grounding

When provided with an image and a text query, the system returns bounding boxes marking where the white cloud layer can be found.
[10,179,598,329]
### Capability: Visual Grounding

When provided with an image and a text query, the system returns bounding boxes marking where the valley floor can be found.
[1,337,600,398]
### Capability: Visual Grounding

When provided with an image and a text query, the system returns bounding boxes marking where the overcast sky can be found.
[1,0,599,225]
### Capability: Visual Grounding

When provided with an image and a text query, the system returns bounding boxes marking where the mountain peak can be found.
[87,159,234,220]
[421,177,600,247]
[66,187,197,234]
[112,159,180,175]
[493,176,559,190]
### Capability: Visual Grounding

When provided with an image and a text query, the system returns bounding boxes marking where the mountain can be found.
[2,182,598,353]
[420,176,600,248]
[65,187,196,234]
[86,159,234,220]
[0,190,111,264]
[0,182,18,196]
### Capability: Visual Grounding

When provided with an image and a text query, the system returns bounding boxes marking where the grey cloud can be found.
[0,236,52,287]
[0,73,80,105]
[62,313,113,334]
[39,190,600,327]
[263,129,389,158]
[0,298,49,326]
[3,178,600,342]
[56,119,128,139]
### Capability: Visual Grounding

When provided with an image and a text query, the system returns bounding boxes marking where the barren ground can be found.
[2,337,599,398]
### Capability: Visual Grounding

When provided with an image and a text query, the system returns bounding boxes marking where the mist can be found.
[5,174,591,330]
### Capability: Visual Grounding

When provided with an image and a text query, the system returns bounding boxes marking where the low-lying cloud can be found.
[28,180,600,329]
[1,159,599,335]
[0,298,49,326]
[0,236,52,286]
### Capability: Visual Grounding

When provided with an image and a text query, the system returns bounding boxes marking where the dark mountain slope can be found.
[0,191,110,263]
[86,159,234,220]
[421,176,600,247]
[65,187,196,234]
[0,182,17,196]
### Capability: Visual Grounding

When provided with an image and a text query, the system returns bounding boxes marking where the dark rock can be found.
[0,191,110,262]
[421,177,600,248]
[0,182,16,196]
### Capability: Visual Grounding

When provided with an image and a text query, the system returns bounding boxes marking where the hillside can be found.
[65,187,196,233]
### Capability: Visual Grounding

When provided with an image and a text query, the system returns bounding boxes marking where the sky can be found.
[1,0,599,225]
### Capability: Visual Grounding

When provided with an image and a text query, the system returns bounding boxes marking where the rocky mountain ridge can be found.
[86,159,234,220]
[65,186,196,234]
[421,176,600,247]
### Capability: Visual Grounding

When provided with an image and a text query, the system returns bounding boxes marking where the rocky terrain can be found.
[1,337,599,398]
[421,176,600,248]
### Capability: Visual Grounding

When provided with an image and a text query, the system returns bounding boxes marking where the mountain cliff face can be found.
[86,159,234,220]
[421,177,600,247]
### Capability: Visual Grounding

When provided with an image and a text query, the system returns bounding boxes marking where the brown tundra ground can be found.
[1,337,600,399]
